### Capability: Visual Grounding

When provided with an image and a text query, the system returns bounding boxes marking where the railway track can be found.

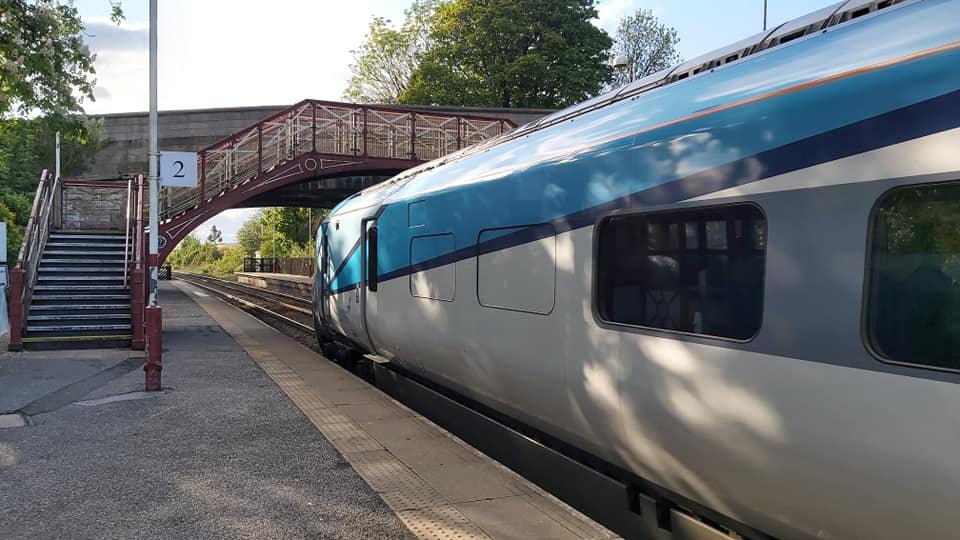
[173,272,315,336]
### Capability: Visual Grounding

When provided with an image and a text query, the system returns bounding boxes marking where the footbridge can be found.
[7,100,514,351]
[157,99,515,261]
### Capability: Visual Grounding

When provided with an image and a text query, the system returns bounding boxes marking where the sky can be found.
[74,0,839,243]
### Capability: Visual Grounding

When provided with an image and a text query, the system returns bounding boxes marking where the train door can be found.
[316,223,331,328]
[359,216,383,356]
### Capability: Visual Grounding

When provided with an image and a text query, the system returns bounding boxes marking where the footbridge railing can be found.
[161,100,513,222]
[7,170,59,351]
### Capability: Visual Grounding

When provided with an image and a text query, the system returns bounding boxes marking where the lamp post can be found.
[145,0,162,391]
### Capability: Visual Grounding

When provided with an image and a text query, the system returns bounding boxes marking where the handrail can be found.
[131,174,146,350]
[15,170,49,269]
[123,179,133,286]
[8,170,58,351]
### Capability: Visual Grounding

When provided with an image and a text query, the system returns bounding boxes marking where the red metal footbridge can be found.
[157,99,514,261]
[7,100,514,353]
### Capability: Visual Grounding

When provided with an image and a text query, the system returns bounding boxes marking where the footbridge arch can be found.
[157,100,516,261]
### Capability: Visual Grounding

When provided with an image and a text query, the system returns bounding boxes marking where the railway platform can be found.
[235,271,312,297]
[1,281,614,540]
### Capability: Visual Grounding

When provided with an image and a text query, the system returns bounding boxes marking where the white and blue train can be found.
[314,1,960,537]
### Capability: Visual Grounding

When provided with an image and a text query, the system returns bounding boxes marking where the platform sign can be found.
[159,151,198,188]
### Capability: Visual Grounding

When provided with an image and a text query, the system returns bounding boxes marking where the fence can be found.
[243,257,314,277]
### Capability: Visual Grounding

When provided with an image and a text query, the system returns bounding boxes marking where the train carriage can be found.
[315,1,960,537]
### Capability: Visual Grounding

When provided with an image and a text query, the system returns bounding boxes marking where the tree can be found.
[206,225,222,244]
[0,115,105,260]
[609,9,680,88]
[343,0,438,104]
[0,1,121,262]
[0,0,120,116]
[400,0,612,108]
[236,210,264,255]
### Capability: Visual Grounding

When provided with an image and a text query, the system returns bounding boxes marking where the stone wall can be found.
[60,185,128,231]
[84,104,552,180]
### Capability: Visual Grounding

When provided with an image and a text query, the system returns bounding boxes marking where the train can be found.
[313,0,960,538]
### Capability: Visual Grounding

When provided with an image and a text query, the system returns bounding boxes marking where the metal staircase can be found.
[23,231,132,349]
[8,171,145,352]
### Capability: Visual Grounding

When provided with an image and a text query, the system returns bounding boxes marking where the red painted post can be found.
[7,267,24,351]
[362,107,368,156]
[131,266,145,350]
[199,151,206,202]
[131,175,146,350]
[456,117,462,150]
[410,112,417,160]
[144,304,162,391]
[312,101,317,153]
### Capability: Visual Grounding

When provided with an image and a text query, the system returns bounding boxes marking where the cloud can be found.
[83,20,148,51]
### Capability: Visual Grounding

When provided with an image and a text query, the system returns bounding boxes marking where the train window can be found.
[865,182,960,371]
[596,204,766,340]
[477,224,556,315]
[410,233,455,301]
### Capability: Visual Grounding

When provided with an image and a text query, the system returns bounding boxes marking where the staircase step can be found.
[29,313,132,322]
[49,233,126,241]
[39,259,127,265]
[44,242,126,249]
[25,324,132,332]
[30,304,130,311]
[39,267,125,273]
[21,334,133,351]
[37,275,125,282]
[44,250,128,257]
[35,284,129,292]
[32,294,130,301]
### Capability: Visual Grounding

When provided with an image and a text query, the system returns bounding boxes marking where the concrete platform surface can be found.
[0,282,411,540]
[235,271,312,298]
[175,280,617,539]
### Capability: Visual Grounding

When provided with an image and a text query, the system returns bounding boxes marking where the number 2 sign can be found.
[159,151,198,188]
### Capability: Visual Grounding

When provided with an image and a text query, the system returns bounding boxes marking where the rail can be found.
[131,174,146,350]
[123,179,133,286]
[8,170,60,351]
[160,100,512,221]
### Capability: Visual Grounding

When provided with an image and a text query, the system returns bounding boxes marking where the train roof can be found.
[330,0,945,216]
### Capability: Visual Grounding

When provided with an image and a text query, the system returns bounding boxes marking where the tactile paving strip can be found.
[331,435,384,454]
[398,505,489,540]
[240,344,487,538]
[381,484,448,512]
[318,421,369,441]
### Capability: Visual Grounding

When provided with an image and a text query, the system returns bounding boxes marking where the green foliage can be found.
[343,0,439,103]
[174,207,327,276]
[400,0,612,108]
[609,8,680,88]
[0,115,104,262]
[236,210,264,255]
[0,200,22,262]
[0,0,97,116]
